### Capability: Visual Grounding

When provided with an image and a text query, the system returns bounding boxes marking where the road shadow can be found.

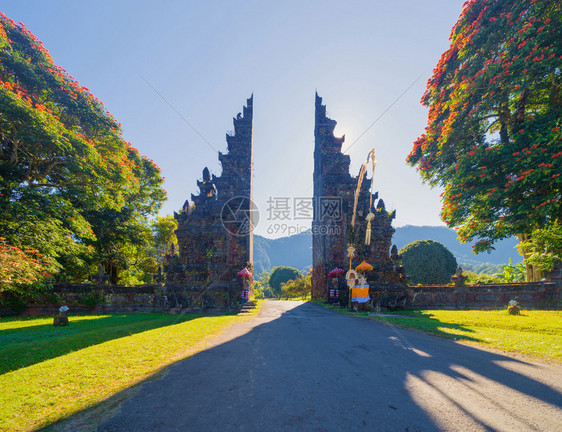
[370,310,479,342]
[331,308,480,342]
[0,313,203,375]
[45,301,561,432]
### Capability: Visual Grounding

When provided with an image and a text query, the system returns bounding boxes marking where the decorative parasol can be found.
[328,267,345,277]
[237,268,253,278]
[355,261,373,272]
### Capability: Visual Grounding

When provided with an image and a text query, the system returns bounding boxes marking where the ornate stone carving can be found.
[166,96,254,308]
[312,93,404,300]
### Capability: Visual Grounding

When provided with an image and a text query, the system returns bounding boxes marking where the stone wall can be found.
[369,281,561,310]
[2,281,560,317]
[0,283,246,317]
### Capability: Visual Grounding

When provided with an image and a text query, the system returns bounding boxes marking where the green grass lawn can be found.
[320,303,562,362]
[0,310,258,432]
[375,309,562,361]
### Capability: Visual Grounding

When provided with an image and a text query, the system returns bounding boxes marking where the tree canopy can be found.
[0,14,166,285]
[407,1,561,268]
[152,215,178,265]
[268,266,303,295]
[0,237,49,292]
[281,274,311,300]
[518,224,562,272]
[399,240,458,285]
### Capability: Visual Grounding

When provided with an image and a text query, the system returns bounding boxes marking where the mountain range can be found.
[253,225,522,275]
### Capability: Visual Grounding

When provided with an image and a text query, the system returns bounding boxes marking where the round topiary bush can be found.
[268,266,303,295]
[399,240,458,285]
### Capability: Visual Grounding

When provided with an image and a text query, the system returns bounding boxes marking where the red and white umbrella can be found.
[237,268,253,278]
[328,267,345,277]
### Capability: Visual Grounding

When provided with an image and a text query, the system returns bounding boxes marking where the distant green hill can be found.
[254,232,311,275]
[253,225,522,275]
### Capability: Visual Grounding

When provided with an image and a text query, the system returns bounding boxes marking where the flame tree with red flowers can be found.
[0,14,166,286]
[0,238,50,293]
[407,0,562,281]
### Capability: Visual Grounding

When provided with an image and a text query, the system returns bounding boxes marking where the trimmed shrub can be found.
[399,240,457,284]
[268,266,303,295]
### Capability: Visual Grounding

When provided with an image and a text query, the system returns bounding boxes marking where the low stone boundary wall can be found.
[370,281,560,310]
[0,283,246,317]
[2,281,560,316]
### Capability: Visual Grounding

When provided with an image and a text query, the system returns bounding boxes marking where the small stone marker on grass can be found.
[53,305,69,326]
[508,299,520,315]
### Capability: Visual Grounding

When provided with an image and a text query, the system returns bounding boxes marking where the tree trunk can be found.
[104,263,119,285]
[499,103,510,144]
[517,234,543,282]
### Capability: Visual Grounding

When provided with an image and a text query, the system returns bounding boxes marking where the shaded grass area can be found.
[0,314,199,374]
[0,310,256,432]
[374,310,562,361]
[318,303,562,362]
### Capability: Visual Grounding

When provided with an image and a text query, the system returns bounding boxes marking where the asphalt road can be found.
[95,300,562,432]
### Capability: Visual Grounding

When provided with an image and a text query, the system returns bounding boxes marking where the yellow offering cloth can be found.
[351,284,370,303]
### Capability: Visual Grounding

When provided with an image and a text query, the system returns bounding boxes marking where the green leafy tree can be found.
[281,274,311,300]
[460,261,504,275]
[86,208,153,284]
[0,14,166,282]
[0,237,50,292]
[152,215,178,265]
[252,280,264,299]
[268,266,303,296]
[465,271,501,284]
[406,0,561,281]
[118,229,161,286]
[498,258,527,283]
[399,240,458,285]
[518,224,562,272]
[107,214,178,285]
[253,271,274,299]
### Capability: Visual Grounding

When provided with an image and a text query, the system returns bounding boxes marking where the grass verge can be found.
[316,303,562,362]
[0,306,260,432]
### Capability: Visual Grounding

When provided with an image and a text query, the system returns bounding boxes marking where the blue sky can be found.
[1,0,466,238]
